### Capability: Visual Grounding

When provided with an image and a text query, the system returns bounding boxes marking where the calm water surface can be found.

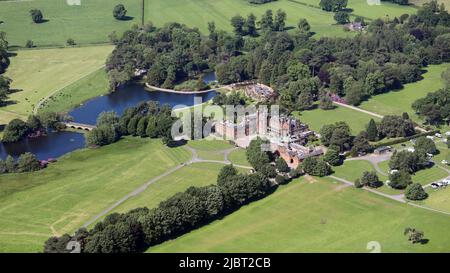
[0,83,216,160]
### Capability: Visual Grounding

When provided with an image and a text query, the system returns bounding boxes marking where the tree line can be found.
[0,152,42,174]
[85,101,177,147]
[43,162,274,253]
[0,31,10,107]
[1,112,66,143]
[412,67,450,126]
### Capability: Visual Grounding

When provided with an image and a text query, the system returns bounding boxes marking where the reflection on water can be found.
[69,84,217,125]
[0,83,217,160]
[0,131,85,160]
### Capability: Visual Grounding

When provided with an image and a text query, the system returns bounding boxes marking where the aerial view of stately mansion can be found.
[214,110,324,168]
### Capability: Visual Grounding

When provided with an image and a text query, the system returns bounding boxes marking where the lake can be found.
[0,83,217,160]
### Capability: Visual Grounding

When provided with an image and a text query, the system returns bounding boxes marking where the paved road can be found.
[346,153,393,176]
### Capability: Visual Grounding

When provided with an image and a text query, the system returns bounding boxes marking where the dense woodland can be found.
[107,1,450,111]
[0,31,10,106]
[85,101,177,147]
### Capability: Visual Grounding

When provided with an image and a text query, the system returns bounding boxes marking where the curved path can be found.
[83,140,449,227]
[82,145,252,228]
[329,175,406,203]
[346,153,392,176]
[329,175,450,216]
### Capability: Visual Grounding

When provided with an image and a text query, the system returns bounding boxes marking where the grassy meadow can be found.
[148,177,450,253]
[228,148,251,166]
[294,104,380,134]
[37,68,110,114]
[0,0,418,48]
[0,45,113,125]
[188,139,234,161]
[295,0,417,19]
[418,187,450,213]
[359,64,450,123]
[0,137,191,252]
[0,0,142,47]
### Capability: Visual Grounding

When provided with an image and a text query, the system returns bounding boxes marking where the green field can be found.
[295,105,380,134]
[377,160,449,186]
[149,177,450,252]
[228,148,251,166]
[296,0,417,19]
[359,64,450,124]
[105,163,225,216]
[418,187,450,213]
[0,0,142,47]
[188,139,234,161]
[37,68,110,114]
[0,45,113,125]
[333,160,387,182]
[0,0,418,48]
[0,137,191,252]
[103,162,251,222]
[410,0,450,10]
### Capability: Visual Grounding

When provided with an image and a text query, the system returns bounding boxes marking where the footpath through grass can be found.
[149,177,450,253]
[0,137,191,252]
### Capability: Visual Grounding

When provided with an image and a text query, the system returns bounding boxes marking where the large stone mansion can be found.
[214,111,324,168]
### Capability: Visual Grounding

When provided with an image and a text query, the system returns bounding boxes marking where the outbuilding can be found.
[374,146,392,155]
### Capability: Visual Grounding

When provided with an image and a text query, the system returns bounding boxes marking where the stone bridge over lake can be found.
[64,122,96,131]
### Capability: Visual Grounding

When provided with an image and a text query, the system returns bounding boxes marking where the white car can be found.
[441,160,449,165]
[435,133,442,138]
[445,131,450,136]
[431,183,439,189]
[407,147,415,152]
[426,136,434,140]
[442,179,450,184]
